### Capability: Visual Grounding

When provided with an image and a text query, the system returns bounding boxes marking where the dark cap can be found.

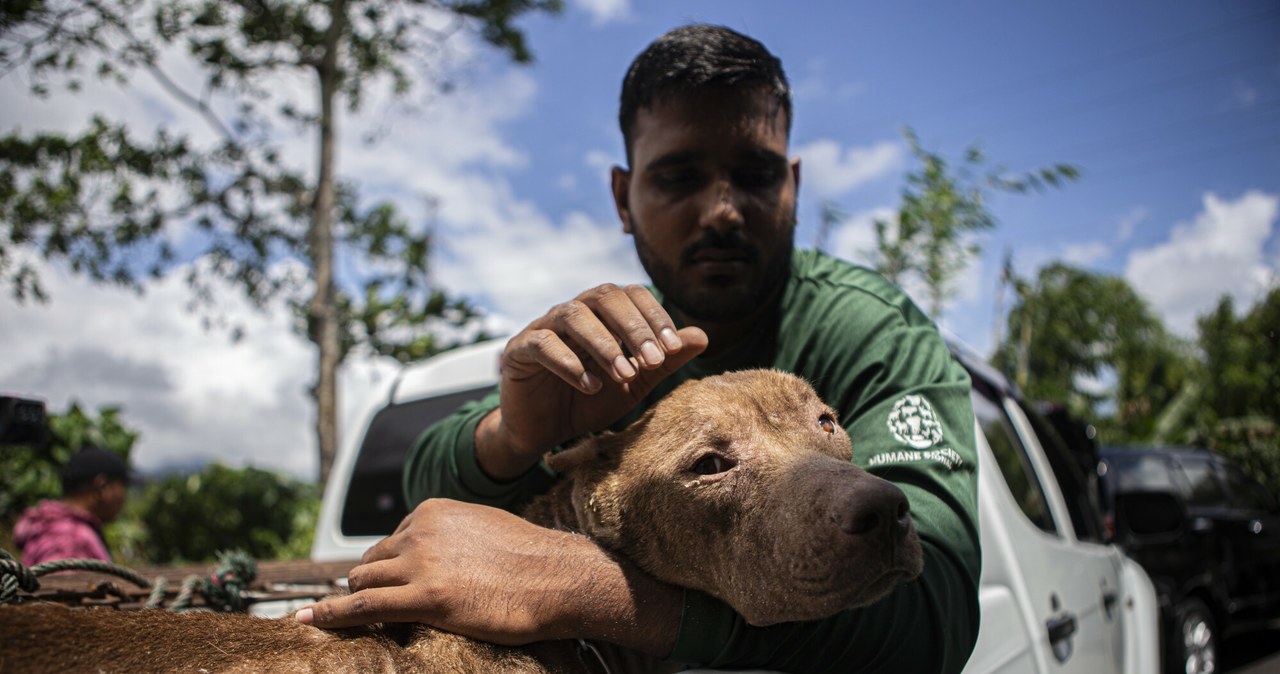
[60,446,131,493]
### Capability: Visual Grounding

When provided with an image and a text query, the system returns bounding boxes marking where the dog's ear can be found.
[545,427,632,474]
[545,428,640,548]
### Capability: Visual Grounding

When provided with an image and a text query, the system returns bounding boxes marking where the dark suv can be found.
[1100,446,1280,674]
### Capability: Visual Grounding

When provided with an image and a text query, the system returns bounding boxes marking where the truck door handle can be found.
[1102,589,1119,620]
[1047,612,1078,663]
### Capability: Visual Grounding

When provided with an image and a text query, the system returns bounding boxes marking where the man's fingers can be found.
[345,558,405,593]
[589,285,668,372]
[623,285,685,356]
[297,587,422,630]
[632,327,708,390]
[505,328,603,394]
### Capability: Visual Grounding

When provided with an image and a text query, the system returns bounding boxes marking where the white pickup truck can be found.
[312,338,1162,674]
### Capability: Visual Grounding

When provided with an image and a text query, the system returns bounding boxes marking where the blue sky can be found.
[2,0,1277,478]
[491,0,1280,344]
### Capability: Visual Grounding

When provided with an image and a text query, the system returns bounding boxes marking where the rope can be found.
[0,548,256,612]
[1,549,152,604]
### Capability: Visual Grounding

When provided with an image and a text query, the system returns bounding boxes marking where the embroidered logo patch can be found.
[887,394,943,449]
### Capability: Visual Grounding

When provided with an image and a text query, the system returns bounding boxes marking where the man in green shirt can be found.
[301,24,980,673]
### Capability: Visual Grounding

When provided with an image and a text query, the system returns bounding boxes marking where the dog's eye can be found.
[818,414,838,434]
[692,455,733,475]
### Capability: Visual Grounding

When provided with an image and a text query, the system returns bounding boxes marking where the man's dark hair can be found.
[619,24,792,165]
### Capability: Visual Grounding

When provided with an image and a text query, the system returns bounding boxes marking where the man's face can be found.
[612,90,799,323]
[99,478,127,522]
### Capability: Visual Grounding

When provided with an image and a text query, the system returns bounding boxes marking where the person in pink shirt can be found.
[14,446,130,566]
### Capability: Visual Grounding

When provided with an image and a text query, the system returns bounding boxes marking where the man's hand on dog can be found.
[476,283,707,481]
[298,499,682,656]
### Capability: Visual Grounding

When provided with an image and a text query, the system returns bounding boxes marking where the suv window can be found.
[972,390,1056,534]
[1106,453,1178,493]
[1174,456,1227,509]
[1223,464,1279,513]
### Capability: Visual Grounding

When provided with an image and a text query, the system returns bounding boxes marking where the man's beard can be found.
[632,219,795,323]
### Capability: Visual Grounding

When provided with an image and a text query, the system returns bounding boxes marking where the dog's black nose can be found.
[839,477,912,541]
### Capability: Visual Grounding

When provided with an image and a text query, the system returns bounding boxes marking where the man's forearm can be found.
[554,535,682,657]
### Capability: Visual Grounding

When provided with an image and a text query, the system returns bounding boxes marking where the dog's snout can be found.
[838,478,912,541]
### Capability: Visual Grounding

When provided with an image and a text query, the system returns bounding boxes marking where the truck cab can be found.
[313,338,1162,674]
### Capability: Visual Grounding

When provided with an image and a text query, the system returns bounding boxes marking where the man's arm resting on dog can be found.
[298,498,682,657]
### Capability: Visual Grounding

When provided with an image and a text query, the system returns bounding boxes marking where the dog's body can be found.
[0,370,923,674]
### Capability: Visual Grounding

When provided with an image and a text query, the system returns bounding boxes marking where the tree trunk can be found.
[309,0,348,486]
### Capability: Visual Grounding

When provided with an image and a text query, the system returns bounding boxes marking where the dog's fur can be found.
[0,369,923,673]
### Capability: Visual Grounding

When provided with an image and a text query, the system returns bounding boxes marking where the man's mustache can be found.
[681,231,759,265]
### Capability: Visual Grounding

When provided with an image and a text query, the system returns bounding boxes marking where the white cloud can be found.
[573,0,630,25]
[584,149,616,172]
[826,206,984,330]
[1062,241,1111,267]
[792,57,865,105]
[1116,207,1147,242]
[829,206,895,267]
[435,187,645,334]
[795,139,903,198]
[0,258,400,480]
[1125,190,1278,336]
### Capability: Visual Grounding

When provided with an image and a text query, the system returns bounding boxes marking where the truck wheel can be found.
[1168,598,1216,674]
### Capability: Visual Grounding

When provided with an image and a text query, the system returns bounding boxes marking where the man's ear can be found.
[611,165,633,234]
[791,156,801,193]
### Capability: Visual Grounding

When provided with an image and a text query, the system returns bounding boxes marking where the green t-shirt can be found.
[403,248,981,673]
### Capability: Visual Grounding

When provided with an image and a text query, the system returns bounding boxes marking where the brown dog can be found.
[0,369,923,673]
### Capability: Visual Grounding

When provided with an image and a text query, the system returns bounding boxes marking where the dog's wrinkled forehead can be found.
[658,370,828,421]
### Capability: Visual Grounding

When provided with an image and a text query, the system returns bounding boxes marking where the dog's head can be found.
[546,369,924,626]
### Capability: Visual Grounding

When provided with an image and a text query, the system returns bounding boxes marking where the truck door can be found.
[972,387,1126,673]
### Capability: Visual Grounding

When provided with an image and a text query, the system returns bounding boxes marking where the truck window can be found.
[972,390,1057,534]
[341,386,493,536]
[1019,400,1106,543]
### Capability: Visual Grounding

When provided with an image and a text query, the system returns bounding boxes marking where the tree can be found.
[127,463,319,564]
[992,262,1192,440]
[0,0,560,484]
[869,127,1078,320]
[1188,288,1280,494]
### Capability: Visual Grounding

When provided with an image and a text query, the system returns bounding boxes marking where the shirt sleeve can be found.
[402,388,558,511]
[668,319,982,673]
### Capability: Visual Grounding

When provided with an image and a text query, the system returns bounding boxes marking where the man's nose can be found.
[698,179,744,235]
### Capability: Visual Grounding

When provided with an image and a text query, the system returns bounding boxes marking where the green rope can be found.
[145,575,168,609]
[0,548,256,612]
[1,549,152,604]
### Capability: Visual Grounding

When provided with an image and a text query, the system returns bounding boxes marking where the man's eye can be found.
[692,455,734,475]
[818,414,838,434]
[734,165,782,189]
[653,171,698,191]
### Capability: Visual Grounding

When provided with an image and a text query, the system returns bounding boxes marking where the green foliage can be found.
[1188,417,1280,498]
[1178,288,1280,494]
[992,268,1280,494]
[1196,289,1280,425]
[992,262,1192,442]
[0,399,318,565]
[0,401,138,523]
[128,463,319,564]
[868,127,1078,320]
